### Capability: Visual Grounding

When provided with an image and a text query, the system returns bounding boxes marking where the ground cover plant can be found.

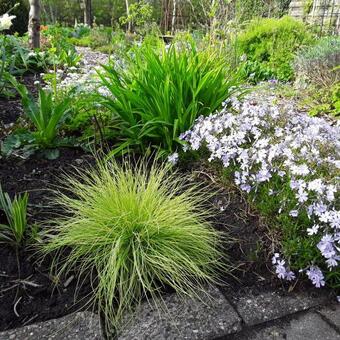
[41,159,224,333]
[180,90,339,288]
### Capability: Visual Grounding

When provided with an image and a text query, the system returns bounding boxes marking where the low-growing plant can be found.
[0,34,54,75]
[293,36,339,118]
[41,159,224,333]
[294,35,340,87]
[69,26,113,51]
[302,82,340,119]
[181,94,339,288]
[0,185,28,245]
[236,16,314,81]
[70,23,91,39]
[97,41,241,156]
[1,82,74,159]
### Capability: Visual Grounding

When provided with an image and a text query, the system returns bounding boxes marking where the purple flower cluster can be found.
[272,253,296,281]
[181,93,339,287]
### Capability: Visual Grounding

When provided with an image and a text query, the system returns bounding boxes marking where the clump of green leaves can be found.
[0,185,28,245]
[1,82,74,159]
[302,82,340,119]
[237,16,313,82]
[41,159,224,332]
[98,41,240,157]
[0,35,53,76]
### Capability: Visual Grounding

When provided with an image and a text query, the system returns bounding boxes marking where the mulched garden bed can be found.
[0,75,331,332]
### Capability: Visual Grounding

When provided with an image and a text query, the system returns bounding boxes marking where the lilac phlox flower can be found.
[306,266,325,288]
[313,203,327,216]
[256,167,271,183]
[296,189,308,203]
[272,254,296,281]
[326,185,337,202]
[308,179,324,194]
[317,234,336,259]
[167,152,179,165]
[289,210,299,218]
[285,270,296,281]
[307,224,320,236]
[275,260,287,279]
[272,253,280,264]
[326,257,339,268]
[290,164,310,176]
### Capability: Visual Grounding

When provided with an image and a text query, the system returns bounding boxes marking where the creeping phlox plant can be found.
[181,94,339,288]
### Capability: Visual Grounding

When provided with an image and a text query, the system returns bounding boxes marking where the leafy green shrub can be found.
[294,35,340,87]
[42,159,223,332]
[237,16,313,81]
[98,42,240,156]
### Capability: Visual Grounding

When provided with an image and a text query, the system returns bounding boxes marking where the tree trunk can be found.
[83,0,92,26]
[125,0,131,33]
[171,0,177,35]
[28,0,41,49]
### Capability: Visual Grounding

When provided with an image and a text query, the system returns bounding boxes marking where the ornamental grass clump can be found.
[42,159,223,331]
[97,41,240,156]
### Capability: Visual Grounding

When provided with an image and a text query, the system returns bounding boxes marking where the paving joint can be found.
[317,309,340,335]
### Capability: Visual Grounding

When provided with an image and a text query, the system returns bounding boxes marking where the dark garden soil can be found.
[0,149,96,331]
[0,74,41,128]
[0,76,331,332]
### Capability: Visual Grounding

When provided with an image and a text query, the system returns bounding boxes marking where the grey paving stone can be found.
[229,325,287,340]
[118,286,241,340]
[234,290,329,326]
[318,304,340,328]
[286,312,340,340]
[0,311,102,340]
[226,312,340,340]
